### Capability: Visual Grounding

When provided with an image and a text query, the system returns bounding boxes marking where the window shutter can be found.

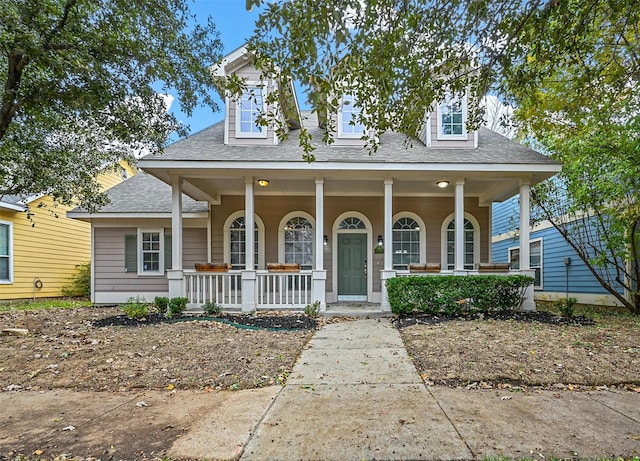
[164,233,172,271]
[124,234,137,272]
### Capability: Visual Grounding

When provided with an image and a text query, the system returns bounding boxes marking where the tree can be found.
[1,0,223,212]
[246,0,640,312]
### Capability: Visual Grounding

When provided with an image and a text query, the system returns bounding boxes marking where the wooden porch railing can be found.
[257,270,312,308]
[184,270,242,308]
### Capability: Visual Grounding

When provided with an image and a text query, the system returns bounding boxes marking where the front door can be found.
[338,233,367,300]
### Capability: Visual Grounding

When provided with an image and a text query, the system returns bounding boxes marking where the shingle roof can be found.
[147,112,558,166]
[70,172,208,214]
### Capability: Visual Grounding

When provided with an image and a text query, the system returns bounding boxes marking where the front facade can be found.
[1,161,135,301]
[69,47,561,312]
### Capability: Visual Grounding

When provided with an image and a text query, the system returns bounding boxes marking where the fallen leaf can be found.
[166,383,175,390]
[33,449,44,455]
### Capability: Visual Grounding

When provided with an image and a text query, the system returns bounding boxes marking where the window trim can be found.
[278,211,315,270]
[235,83,268,139]
[337,93,366,139]
[223,211,266,270]
[137,228,164,276]
[436,92,468,141]
[508,238,543,290]
[0,220,13,284]
[392,212,426,270]
[441,212,480,271]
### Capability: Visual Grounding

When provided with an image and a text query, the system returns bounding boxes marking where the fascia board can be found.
[67,212,209,220]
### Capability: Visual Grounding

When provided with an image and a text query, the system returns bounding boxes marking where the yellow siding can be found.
[0,161,135,301]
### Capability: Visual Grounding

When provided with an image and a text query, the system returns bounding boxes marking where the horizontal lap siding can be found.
[94,227,207,293]
[492,197,519,236]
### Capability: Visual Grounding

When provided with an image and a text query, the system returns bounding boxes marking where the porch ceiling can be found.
[143,166,554,206]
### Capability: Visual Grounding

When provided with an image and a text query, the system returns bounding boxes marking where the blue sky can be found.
[168,1,263,138]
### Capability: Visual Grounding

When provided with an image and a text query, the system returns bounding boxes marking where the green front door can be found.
[338,233,367,299]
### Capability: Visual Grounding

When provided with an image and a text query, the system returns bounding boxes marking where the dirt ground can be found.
[1,305,639,460]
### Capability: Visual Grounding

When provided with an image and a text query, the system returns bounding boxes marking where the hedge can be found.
[386,275,534,315]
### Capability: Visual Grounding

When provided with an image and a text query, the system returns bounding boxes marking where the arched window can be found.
[224,211,265,270]
[283,216,314,269]
[445,217,477,270]
[392,217,421,270]
[339,217,366,229]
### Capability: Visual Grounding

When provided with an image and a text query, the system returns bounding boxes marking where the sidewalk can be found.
[233,318,640,460]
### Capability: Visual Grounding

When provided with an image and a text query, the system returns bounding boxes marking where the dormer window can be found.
[236,85,267,138]
[437,94,467,140]
[338,94,365,138]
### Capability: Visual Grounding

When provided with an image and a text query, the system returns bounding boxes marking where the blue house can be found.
[492,196,625,307]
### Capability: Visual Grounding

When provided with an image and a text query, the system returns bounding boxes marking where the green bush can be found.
[165,297,188,319]
[203,301,222,316]
[154,296,169,313]
[386,275,534,315]
[554,297,578,317]
[62,262,91,296]
[304,300,321,318]
[122,296,149,319]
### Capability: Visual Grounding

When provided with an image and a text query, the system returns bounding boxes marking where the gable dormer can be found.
[213,46,301,146]
[420,90,478,148]
[328,92,376,147]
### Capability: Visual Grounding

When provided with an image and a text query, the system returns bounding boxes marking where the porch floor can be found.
[324,302,389,318]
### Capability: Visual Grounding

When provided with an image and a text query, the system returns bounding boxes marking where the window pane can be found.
[0,258,8,280]
[0,224,8,255]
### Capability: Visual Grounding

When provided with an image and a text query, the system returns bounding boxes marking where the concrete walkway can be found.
[236,318,640,461]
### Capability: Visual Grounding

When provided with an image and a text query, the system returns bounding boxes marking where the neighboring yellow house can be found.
[0,161,136,301]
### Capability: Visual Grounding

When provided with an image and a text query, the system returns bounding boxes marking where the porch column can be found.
[313,178,327,311]
[381,178,395,312]
[242,177,257,311]
[454,178,466,274]
[167,175,184,299]
[519,179,536,311]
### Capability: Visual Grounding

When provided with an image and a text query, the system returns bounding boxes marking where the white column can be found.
[242,177,257,311]
[519,179,536,311]
[244,177,255,270]
[313,178,327,311]
[381,178,396,312]
[167,176,184,299]
[454,178,465,273]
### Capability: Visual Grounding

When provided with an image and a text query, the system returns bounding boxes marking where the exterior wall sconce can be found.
[377,235,384,246]
[436,180,449,188]
[323,235,328,246]
[257,179,270,187]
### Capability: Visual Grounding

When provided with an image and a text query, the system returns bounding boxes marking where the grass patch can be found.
[0,297,92,312]
[537,300,636,320]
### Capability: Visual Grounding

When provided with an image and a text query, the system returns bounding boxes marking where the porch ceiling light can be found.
[257,179,270,187]
[436,180,449,189]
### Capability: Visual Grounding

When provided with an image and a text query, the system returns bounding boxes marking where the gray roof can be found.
[146,112,558,166]
[71,172,208,214]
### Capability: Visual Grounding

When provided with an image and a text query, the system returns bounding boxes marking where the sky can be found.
[167,1,264,139]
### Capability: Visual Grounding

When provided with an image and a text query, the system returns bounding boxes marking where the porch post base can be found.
[453,270,469,276]
[519,269,536,311]
[241,270,257,312]
[311,270,327,311]
[166,270,184,299]
[380,270,397,312]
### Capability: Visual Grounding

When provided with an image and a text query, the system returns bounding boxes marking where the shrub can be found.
[122,296,149,319]
[555,297,578,317]
[165,297,188,319]
[203,301,222,316]
[386,275,534,315]
[154,296,169,313]
[304,300,321,318]
[62,262,91,297]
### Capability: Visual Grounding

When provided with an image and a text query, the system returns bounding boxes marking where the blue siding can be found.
[492,196,519,236]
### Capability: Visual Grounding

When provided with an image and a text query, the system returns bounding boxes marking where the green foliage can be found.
[554,297,578,318]
[165,297,188,319]
[304,300,321,318]
[202,301,222,316]
[62,262,91,297]
[386,275,534,315]
[0,298,92,313]
[154,296,170,313]
[0,1,223,214]
[122,296,149,320]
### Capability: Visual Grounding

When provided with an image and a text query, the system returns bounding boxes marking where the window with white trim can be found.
[393,217,420,270]
[338,94,365,138]
[236,85,267,138]
[509,239,543,289]
[230,216,259,270]
[437,94,467,140]
[0,221,12,283]
[284,216,314,269]
[138,229,164,275]
[445,218,476,270]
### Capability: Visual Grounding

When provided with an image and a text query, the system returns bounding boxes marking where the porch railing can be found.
[184,270,242,308]
[184,270,313,309]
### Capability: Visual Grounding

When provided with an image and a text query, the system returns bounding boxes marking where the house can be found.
[1,161,136,301]
[492,196,627,307]
[68,46,561,313]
